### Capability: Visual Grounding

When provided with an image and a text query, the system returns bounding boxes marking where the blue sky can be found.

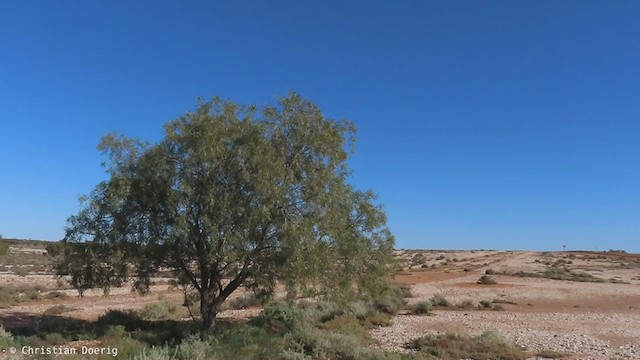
[1,1,638,252]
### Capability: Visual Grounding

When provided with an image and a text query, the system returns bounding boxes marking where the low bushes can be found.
[142,301,180,321]
[410,300,433,315]
[408,331,526,360]
[429,294,450,308]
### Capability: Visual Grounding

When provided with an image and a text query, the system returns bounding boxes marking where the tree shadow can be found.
[0,311,194,346]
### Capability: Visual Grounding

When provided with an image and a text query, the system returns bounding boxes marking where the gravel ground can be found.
[369,311,640,359]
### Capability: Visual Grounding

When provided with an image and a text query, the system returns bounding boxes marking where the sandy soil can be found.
[375,250,640,359]
[1,250,639,359]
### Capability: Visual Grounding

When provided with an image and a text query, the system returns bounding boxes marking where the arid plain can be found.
[1,240,639,359]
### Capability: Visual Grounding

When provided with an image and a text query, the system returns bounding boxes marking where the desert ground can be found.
[1,240,639,359]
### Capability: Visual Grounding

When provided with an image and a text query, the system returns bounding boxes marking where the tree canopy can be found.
[60,93,395,330]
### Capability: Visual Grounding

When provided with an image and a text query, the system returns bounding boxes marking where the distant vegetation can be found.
[0,240,8,255]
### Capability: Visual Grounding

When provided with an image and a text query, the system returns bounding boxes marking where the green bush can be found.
[0,326,14,348]
[0,241,8,255]
[429,294,450,307]
[370,284,408,315]
[257,301,303,333]
[97,309,144,330]
[45,291,69,299]
[102,336,148,359]
[409,331,526,360]
[411,300,433,315]
[0,289,17,308]
[142,301,179,321]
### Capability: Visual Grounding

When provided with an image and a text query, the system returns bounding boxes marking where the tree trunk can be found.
[200,288,219,331]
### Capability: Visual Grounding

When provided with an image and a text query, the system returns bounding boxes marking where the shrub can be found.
[370,284,409,315]
[43,305,75,316]
[457,300,475,310]
[103,325,128,338]
[409,331,526,360]
[257,301,303,333]
[42,332,66,345]
[485,268,496,275]
[411,300,433,315]
[0,289,17,308]
[12,267,29,277]
[142,301,179,321]
[45,242,64,257]
[97,309,144,330]
[0,241,8,255]
[430,294,450,307]
[396,283,413,298]
[0,326,14,348]
[477,275,497,285]
[480,300,492,308]
[101,336,147,359]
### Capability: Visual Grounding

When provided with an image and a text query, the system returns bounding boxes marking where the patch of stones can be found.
[369,311,640,359]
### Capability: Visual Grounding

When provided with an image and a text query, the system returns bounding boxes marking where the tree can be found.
[60,93,395,330]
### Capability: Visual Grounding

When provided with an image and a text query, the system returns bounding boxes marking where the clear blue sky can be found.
[1,1,638,252]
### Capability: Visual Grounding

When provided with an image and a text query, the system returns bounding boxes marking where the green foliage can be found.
[45,242,64,257]
[60,93,395,330]
[256,301,304,333]
[409,331,526,360]
[411,300,433,315]
[0,288,17,308]
[142,301,179,321]
[96,309,144,331]
[429,294,450,308]
[0,241,8,255]
[369,283,409,315]
[0,326,14,349]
